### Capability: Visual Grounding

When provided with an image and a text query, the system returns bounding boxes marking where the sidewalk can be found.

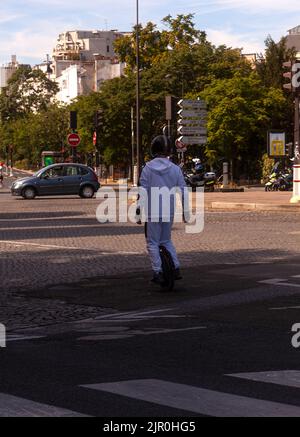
[204,190,299,212]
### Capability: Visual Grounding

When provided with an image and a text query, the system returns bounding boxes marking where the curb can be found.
[208,202,300,212]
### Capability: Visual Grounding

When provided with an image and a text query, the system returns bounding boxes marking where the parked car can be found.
[11,163,100,199]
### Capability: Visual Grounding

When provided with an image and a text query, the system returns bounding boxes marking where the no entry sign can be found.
[67,133,81,147]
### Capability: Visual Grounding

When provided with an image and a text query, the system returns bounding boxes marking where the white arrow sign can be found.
[178,126,207,135]
[178,99,207,110]
[177,118,207,127]
[178,109,207,118]
[179,136,207,145]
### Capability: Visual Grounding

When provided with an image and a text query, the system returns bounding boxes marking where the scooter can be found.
[265,162,281,191]
[183,159,216,191]
[265,171,280,191]
[277,170,293,191]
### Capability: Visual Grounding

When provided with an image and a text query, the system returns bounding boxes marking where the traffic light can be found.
[286,142,293,157]
[165,96,179,121]
[282,61,300,93]
[95,151,100,167]
[94,110,104,130]
[70,111,77,130]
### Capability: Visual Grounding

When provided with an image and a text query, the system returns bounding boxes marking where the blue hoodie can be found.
[139,157,187,220]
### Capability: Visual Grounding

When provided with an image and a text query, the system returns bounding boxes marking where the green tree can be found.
[256,36,296,89]
[200,72,287,179]
[0,65,59,122]
[0,104,68,167]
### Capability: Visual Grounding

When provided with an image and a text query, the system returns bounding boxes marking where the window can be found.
[63,166,79,177]
[43,166,63,179]
[79,167,89,176]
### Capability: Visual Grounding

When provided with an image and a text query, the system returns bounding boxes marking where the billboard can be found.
[268,131,286,158]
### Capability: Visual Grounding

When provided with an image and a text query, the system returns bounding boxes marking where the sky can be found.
[0,0,300,66]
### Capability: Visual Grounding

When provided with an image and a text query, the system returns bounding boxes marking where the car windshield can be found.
[33,169,43,177]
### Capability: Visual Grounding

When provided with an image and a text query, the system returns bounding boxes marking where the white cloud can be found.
[207,27,265,53]
[210,0,300,12]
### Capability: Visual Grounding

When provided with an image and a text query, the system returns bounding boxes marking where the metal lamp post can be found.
[136,0,141,177]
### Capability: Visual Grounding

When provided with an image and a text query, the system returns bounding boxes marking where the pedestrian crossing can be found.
[228,370,300,389]
[81,377,300,417]
[0,393,87,417]
[2,370,300,416]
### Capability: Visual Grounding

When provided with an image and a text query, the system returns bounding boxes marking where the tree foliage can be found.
[0,14,295,179]
[0,65,59,122]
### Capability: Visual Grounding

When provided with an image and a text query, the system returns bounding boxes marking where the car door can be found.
[38,166,65,195]
[62,165,82,194]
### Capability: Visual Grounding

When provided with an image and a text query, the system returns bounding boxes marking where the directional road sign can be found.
[178,99,207,110]
[178,109,207,118]
[177,126,207,136]
[178,136,207,145]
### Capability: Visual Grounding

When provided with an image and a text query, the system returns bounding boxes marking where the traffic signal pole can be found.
[283,60,300,203]
[295,94,300,148]
[291,93,300,203]
[136,0,141,177]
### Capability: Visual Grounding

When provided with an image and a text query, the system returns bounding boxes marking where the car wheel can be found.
[22,187,36,200]
[80,185,95,199]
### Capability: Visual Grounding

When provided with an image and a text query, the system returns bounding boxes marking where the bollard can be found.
[291,144,300,204]
[223,162,229,188]
[133,165,138,187]
[290,163,300,203]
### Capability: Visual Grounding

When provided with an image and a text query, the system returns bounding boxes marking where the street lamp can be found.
[136,0,141,176]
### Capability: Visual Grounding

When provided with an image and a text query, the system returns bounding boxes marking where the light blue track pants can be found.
[146,221,180,273]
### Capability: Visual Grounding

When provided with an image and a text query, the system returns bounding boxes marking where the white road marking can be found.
[77,326,206,341]
[0,393,88,417]
[259,278,300,289]
[0,240,141,255]
[269,306,300,311]
[0,240,86,251]
[81,379,300,417]
[94,308,175,321]
[7,335,45,342]
[228,371,300,390]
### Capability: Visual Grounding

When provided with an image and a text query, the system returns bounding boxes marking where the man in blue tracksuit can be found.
[138,135,187,284]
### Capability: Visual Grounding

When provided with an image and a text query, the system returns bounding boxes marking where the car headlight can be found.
[13,182,23,189]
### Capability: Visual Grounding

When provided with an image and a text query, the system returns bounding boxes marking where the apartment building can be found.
[0,55,18,92]
[286,26,300,58]
[36,30,126,103]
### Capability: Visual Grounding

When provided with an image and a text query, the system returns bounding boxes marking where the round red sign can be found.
[67,133,81,147]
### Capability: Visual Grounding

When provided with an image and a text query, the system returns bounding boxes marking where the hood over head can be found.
[146,157,173,174]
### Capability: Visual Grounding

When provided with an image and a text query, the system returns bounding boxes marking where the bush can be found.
[14,159,31,170]
[261,153,274,183]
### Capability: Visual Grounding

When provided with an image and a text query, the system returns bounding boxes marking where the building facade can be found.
[286,26,300,57]
[35,30,126,103]
[0,55,18,92]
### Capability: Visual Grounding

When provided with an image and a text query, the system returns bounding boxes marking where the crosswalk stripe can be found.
[228,370,300,389]
[7,335,45,342]
[81,379,300,417]
[0,393,88,417]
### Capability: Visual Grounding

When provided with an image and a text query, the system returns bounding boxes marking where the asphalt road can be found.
[1,185,300,417]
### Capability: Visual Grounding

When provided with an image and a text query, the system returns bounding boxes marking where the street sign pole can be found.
[291,93,300,203]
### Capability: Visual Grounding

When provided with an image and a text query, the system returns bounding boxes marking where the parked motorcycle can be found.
[277,170,293,191]
[265,171,280,191]
[265,163,293,191]
[183,159,217,191]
